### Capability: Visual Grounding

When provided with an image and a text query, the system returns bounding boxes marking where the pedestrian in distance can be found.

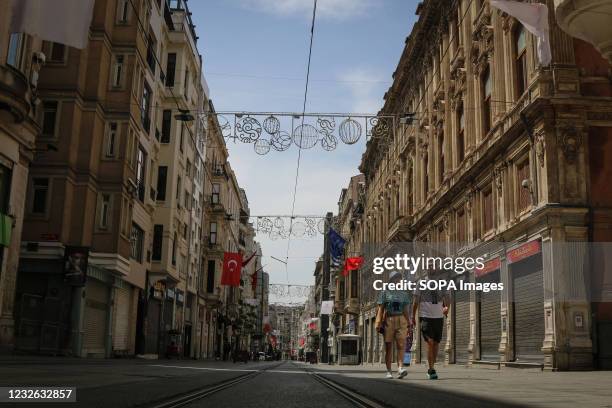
[375,271,412,379]
[412,271,449,380]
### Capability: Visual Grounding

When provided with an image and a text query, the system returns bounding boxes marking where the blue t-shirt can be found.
[377,290,411,316]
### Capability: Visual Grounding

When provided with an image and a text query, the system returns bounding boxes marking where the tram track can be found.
[300,364,391,408]
[141,361,285,408]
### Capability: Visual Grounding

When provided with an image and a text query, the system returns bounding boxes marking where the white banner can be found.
[320,300,334,315]
[490,0,551,65]
[10,0,96,49]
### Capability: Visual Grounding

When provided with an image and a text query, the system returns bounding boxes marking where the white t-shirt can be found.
[415,289,446,319]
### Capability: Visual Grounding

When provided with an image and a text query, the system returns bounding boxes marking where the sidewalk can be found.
[307,362,612,408]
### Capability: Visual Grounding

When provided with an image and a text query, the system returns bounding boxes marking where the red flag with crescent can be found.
[342,256,364,277]
[221,252,242,287]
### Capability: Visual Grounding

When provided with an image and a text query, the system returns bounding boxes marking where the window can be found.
[41,101,58,138]
[184,191,190,210]
[438,132,445,184]
[457,208,466,244]
[99,194,111,229]
[212,183,220,204]
[350,270,359,299]
[515,25,528,98]
[156,166,167,201]
[31,178,49,214]
[105,123,118,158]
[186,160,191,178]
[482,67,492,135]
[176,176,181,203]
[118,0,130,23]
[152,225,163,261]
[161,110,172,143]
[179,123,184,152]
[517,158,531,212]
[171,232,177,265]
[165,53,176,87]
[457,107,465,164]
[183,222,188,238]
[483,187,494,233]
[50,43,66,62]
[7,33,25,69]
[206,260,216,293]
[407,167,413,215]
[141,82,152,132]
[184,68,189,95]
[423,153,429,197]
[131,223,144,262]
[136,146,146,202]
[111,55,125,88]
[209,222,217,244]
[0,165,13,214]
[146,39,156,74]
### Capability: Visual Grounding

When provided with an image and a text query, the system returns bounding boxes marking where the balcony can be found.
[555,0,612,63]
[210,163,227,179]
[0,65,30,123]
[387,215,413,242]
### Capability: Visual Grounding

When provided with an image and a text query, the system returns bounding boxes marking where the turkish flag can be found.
[342,256,364,276]
[221,252,242,287]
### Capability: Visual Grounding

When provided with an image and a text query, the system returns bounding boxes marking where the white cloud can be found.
[236,0,378,20]
[339,68,386,114]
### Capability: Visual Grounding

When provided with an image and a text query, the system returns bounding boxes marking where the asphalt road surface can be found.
[0,358,532,407]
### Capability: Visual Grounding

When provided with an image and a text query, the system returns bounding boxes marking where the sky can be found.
[190,0,419,303]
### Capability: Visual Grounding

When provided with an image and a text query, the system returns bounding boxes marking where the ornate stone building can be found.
[358,0,612,370]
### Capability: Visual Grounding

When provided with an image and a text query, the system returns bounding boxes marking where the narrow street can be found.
[2,358,611,407]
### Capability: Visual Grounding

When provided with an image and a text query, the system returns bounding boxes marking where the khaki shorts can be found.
[384,315,408,343]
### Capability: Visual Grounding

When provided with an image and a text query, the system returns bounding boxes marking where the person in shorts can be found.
[412,280,449,380]
[375,271,412,379]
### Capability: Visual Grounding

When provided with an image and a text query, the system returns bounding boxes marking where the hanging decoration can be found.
[248,215,328,239]
[204,112,396,154]
[268,284,313,298]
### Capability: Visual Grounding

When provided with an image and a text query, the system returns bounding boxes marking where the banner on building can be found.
[490,0,551,65]
[64,246,89,286]
[221,252,243,286]
[320,300,334,315]
[329,228,346,267]
[342,256,364,276]
[9,0,96,49]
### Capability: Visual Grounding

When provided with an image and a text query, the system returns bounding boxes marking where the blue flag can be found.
[328,228,346,263]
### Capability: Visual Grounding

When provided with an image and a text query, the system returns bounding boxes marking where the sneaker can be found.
[427,369,438,380]
[385,372,394,379]
[398,367,407,379]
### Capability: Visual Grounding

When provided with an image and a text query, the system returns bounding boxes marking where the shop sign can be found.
[153,281,165,299]
[475,257,501,277]
[166,287,175,299]
[176,290,184,304]
[507,240,541,264]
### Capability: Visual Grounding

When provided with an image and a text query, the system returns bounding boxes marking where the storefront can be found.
[454,274,470,364]
[508,240,544,362]
[477,258,501,361]
[82,277,110,357]
[112,281,132,355]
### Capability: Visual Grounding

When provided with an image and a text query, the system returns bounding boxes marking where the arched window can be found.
[423,153,429,197]
[438,132,445,184]
[457,106,465,163]
[481,66,492,134]
[515,25,528,97]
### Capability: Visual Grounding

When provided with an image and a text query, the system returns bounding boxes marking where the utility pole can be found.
[320,211,333,363]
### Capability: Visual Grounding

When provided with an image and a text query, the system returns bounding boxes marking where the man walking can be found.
[412,280,449,379]
[375,271,412,379]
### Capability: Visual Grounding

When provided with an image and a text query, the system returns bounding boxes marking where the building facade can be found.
[0,5,44,352]
[354,0,612,370]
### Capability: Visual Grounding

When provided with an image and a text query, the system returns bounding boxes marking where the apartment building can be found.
[199,109,256,359]
[0,5,44,351]
[144,0,207,358]
[353,0,612,370]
